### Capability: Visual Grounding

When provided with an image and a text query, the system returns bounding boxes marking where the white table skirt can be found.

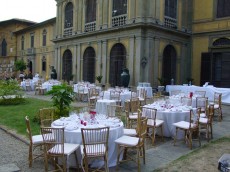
[96,99,116,115]
[142,107,190,139]
[51,120,124,167]
[166,85,230,104]
[137,86,153,98]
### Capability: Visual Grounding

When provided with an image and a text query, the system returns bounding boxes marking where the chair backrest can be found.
[189,108,201,129]
[124,101,130,112]
[136,110,147,146]
[207,104,214,124]
[107,104,122,119]
[39,108,55,127]
[181,97,192,106]
[81,127,109,158]
[41,127,64,157]
[171,90,181,96]
[214,92,222,106]
[194,90,206,97]
[196,97,208,113]
[110,90,120,101]
[130,98,140,113]
[137,88,146,98]
[25,116,33,144]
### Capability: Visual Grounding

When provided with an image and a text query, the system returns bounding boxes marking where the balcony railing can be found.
[85,21,96,32]
[112,14,127,27]
[63,27,73,36]
[27,48,36,55]
[164,16,177,29]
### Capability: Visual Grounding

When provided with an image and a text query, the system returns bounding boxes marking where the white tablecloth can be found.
[103,91,132,106]
[143,104,191,139]
[166,85,230,104]
[42,80,61,91]
[96,99,116,115]
[137,86,153,98]
[51,116,124,167]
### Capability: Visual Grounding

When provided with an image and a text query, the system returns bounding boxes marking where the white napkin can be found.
[53,121,64,126]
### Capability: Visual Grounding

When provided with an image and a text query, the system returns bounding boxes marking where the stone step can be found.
[0,163,20,172]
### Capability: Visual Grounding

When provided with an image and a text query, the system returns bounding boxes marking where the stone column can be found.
[97,0,103,29]
[102,0,108,29]
[77,44,81,81]
[102,40,107,84]
[78,0,83,33]
[128,0,136,23]
[134,36,143,85]
[73,45,77,81]
[97,40,102,76]
[153,37,160,87]
[146,36,154,84]
[57,47,61,80]
[128,35,135,85]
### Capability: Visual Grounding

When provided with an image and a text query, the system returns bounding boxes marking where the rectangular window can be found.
[42,61,46,71]
[112,0,127,17]
[165,0,177,18]
[86,0,96,23]
[31,34,34,48]
[42,34,46,46]
[21,40,24,50]
[217,0,230,18]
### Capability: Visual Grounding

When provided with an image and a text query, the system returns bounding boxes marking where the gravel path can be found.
[0,128,44,172]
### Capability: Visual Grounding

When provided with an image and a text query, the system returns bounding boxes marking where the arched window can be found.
[21,36,24,50]
[62,50,72,82]
[86,0,96,23]
[42,56,46,71]
[112,0,127,17]
[162,45,177,85]
[42,29,47,46]
[213,37,230,47]
[1,39,7,56]
[109,43,126,87]
[65,2,73,28]
[83,47,96,83]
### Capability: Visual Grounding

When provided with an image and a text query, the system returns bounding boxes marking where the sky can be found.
[0,0,56,23]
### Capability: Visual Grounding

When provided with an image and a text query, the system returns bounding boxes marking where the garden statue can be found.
[121,68,130,87]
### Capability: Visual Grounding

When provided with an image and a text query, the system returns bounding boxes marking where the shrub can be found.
[0,79,25,105]
[46,83,74,119]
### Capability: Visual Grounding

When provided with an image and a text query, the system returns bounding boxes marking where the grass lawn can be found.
[0,98,53,136]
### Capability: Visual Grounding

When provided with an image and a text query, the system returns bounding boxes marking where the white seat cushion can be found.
[200,113,206,118]
[32,134,44,144]
[199,117,208,124]
[129,114,138,119]
[214,104,219,109]
[48,143,79,155]
[115,135,139,147]
[123,129,137,136]
[147,119,164,127]
[173,121,196,130]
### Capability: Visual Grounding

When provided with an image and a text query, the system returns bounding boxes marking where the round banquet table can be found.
[142,105,191,139]
[51,115,124,167]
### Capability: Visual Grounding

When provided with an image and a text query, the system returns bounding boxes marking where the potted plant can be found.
[96,75,103,84]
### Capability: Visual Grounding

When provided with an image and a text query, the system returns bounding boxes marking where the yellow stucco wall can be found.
[192,37,209,85]
[193,0,213,21]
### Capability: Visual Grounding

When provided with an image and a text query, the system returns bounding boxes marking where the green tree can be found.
[46,84,74,118]
[14,59,27,72]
